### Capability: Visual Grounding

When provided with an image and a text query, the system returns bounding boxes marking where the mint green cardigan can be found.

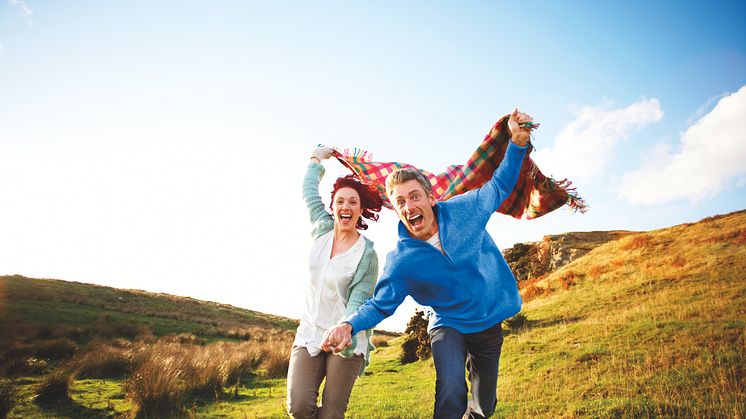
[303,161,378,375]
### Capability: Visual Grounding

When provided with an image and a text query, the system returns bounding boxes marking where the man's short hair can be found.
[385,168,433,198]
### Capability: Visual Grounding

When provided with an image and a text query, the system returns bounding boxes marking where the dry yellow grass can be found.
[502,210,746,417]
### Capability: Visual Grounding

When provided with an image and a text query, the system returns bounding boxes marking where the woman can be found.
[286,146,383,419]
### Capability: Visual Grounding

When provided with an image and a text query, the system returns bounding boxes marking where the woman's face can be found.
[332,187,362,232]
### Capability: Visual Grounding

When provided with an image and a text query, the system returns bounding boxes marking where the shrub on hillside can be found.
[400,310,430,364]
[522,285,542,302]
[1,341,47,376]
[35,369,74,404]
[371,335,390,348]
[34,338,77,361]
[0,380,19,419]
[706,228,746,245]
[622,234,652,250]
[504,313,528,332]
[671,257,687,268]
[559,272,576,290]
[187,341,263,395]
[73,344,134,379]
[92,316,150,340]
[589,265,604,280]
[122,338,281,412]
[262,345,290,379]
[162,333,206,346]
[125,356,186,418]
[611,257,625,268]
[2,356,48,377]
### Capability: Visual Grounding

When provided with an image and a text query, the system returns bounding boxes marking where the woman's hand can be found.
[507,109,534,147]
[311,146,334,163]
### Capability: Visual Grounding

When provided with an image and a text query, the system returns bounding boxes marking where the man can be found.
[321,109,533,418]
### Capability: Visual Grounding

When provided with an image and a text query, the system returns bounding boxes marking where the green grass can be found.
[5,299,216,337]
[7,377,130,418]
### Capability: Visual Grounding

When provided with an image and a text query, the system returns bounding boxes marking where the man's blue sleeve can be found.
[473,140,528,215]
[340,254,409,334]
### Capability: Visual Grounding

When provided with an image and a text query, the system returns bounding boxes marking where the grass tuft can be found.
[0,380,19,418]
[504,312,528,332]
[371,335,390,348]
[35,369,74,404]
[125,356,186,418]
[34,338,77,361]
[558,271,576,290]
[72,343,134,379]
[622,234,652,250]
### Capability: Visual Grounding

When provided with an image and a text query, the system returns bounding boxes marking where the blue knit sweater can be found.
[343,141,528,334]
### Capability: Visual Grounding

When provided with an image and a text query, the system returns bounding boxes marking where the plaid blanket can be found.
[332,116,586,220]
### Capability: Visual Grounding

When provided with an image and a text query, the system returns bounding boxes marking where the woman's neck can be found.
[334,228,360,243]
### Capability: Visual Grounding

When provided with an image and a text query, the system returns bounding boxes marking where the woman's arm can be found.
[303,147,335,236]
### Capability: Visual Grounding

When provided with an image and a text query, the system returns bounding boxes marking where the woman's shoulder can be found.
[360,235,377,254]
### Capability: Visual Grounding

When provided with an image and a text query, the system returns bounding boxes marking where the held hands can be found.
[310,146,334,163]
[321,323,353,353]
[507,108,534,147]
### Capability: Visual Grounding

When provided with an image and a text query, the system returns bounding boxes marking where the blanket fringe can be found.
[341,147,373,162]
[553,178,588,213]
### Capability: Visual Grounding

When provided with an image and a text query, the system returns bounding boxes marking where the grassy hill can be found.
[0,275,298,339]
[1,210,744,418]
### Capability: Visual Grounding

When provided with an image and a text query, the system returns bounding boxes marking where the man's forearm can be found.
[342,299,390,334]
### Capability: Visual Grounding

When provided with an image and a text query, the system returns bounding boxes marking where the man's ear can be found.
[428,194,436,206]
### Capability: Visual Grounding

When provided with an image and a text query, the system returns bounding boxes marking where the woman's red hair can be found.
[330,175,383,230]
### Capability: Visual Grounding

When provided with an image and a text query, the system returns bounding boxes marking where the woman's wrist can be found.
[310,157,321,163]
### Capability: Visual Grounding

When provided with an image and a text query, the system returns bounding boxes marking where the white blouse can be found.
[294,230,369,357]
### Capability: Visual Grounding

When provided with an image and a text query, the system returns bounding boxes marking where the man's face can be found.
[390,179,438,240]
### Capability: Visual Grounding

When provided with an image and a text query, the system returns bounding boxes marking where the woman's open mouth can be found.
[339,214,353,224]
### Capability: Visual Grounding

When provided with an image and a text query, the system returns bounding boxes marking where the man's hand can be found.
[321,323,353,353]
[507,108,534,147]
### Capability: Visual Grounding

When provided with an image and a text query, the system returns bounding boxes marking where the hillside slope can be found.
[0,275,297,339]
[492,209,746,417]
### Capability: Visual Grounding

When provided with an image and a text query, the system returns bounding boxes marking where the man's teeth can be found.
[408,214,422,222]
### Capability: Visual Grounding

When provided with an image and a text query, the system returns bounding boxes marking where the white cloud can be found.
[686,92,729,125]
[619,85,746,204]
[532,98,663,184]
[9,0,33,19]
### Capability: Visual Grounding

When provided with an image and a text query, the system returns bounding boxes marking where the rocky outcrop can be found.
[502,230,634,283]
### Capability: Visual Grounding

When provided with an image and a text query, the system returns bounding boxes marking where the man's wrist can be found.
[511,136,529,147]
[340,322,354,334]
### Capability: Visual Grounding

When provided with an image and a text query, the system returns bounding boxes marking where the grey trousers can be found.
[286,345,364,419]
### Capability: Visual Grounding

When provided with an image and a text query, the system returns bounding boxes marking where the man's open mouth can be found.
[408,214,423,227]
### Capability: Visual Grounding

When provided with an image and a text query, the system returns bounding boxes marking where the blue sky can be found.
[1,1,745,331]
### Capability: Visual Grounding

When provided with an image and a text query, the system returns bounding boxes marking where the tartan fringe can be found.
[553,178,588,213]
[341,147,373,162]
